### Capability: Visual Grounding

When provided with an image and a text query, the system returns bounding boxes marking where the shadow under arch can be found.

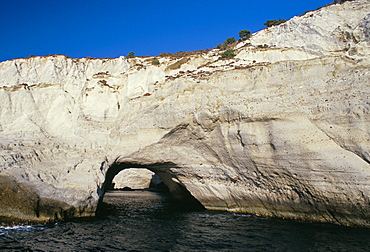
[96,161,205,214]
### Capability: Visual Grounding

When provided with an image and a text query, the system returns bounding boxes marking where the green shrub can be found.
[264,18,287,27]
[220,49,236,59]
[257,44,269,48]
[158,52,172,57]
[217,37,236,50]
[127,52,135,58]
[217,43,227,50]
[239,30,251,40]
[225,37,236,45]
[151,59,160,65]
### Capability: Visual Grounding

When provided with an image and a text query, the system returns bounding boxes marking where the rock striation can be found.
[0,0,369,226]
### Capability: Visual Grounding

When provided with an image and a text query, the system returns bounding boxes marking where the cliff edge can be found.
[0,0,369,227]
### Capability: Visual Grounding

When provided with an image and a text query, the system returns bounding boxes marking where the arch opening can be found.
[97,161,205,214]
[108,168,167,192]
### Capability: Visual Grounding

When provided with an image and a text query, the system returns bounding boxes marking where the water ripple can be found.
[1,191,369,251]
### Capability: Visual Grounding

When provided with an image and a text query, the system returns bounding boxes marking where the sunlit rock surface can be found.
[112,168,154,190]
[0,0,369,226]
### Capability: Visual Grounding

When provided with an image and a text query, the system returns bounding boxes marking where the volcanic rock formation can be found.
[0,0,369,226]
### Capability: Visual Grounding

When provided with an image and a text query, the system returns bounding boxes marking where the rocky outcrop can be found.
[0,0,369,226]
[112,168,154,190]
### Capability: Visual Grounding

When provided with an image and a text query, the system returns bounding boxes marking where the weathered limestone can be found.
[112,168,154,190]
[0,0,369,226]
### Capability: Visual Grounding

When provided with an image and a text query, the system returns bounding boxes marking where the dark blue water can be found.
[1,190,369,251]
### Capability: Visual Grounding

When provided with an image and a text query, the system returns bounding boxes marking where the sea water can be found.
[1,190,369,251]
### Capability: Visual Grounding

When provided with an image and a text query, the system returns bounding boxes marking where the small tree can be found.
[239,30,251,40]
[127,52,135,58]
[264,18,287,28]
[225,37,236,45]
[220,49,236,59]
[216,37,236,50]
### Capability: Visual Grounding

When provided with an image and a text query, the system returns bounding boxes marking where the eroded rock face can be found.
[0,175,77,225]
[0,0,369,226]
[112,168,154,190]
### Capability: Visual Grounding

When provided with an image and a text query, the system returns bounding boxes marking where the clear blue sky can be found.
[1,0,333,62]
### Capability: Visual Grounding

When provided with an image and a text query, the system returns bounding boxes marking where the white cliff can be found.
[112,168,154,190]
[0,0,369,226]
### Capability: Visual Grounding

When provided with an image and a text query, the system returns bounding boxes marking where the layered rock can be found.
[0,0,369,226]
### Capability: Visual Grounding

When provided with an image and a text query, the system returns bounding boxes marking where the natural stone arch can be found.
[97,161,205,212]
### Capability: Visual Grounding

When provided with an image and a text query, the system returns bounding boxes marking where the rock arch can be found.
[97,160,205,213]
